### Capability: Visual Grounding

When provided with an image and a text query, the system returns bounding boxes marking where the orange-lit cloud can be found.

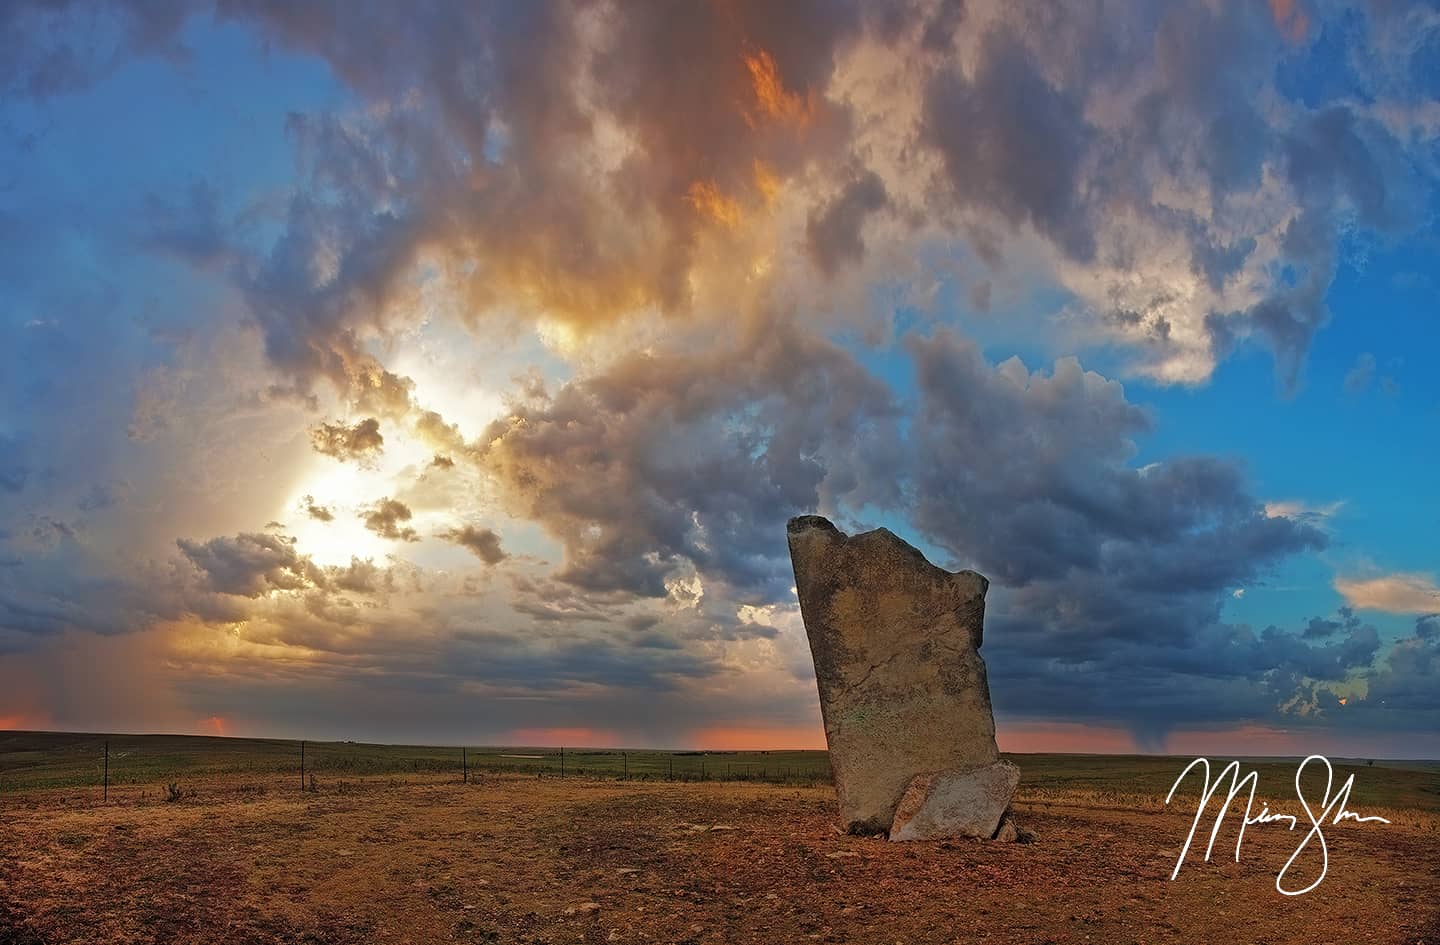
[742,49,815,129]
[684,180,744,229]
[1335,573,1440,614]
[3,0,1436,756]
[1268,0,1309,44]
[752,159,781,206]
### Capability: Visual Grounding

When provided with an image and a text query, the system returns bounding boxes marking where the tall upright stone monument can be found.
[787,515,1019,840]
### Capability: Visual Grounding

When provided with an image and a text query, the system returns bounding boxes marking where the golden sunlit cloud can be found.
[742,49,815,128]
[1334,573,1440,614]
[752,159,781,206]
[685,179,743,229]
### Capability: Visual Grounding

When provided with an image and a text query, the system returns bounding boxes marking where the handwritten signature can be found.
[1165,754,1390,896]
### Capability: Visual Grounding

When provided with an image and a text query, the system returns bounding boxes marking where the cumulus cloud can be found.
[439,525,507,565]
[906,330,1325,591]
[7,1,1438,399]
[477,326,899,600]
[310,417,384,462]
[3,0,1437,747]
[1335,573,1440,614]
[360,498,419,542]
[301,495,334,522]
[177,532,323,598]
[805,168,888,275]
[1263,499,1345,524]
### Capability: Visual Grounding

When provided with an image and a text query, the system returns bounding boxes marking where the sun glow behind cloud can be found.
[1,0,1437,754]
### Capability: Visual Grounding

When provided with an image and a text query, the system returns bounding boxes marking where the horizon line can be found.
[4,728,1437,764]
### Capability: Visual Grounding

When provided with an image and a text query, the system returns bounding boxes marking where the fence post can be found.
[300,740,305,792]
[103,740,109,803]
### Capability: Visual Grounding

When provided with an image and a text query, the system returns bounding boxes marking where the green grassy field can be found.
[3,730,1437,813]
[0,731,833,792]
[1010,751,1440,813]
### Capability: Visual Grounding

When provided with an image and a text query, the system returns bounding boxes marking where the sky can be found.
[1,0,1438,757]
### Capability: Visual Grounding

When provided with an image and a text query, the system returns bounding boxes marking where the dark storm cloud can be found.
[360,498,418,542]
[439,524,507,566]
[923,27,1096,262]
[983,607,1384,744]
[177,531,323,597]
[478,326,900,600]
[805,169,888,275]
[1329,616,1440,731]
[507,574,630,625]
[1302,607,1362,639]
[899,331,1340,738]
[906,331,1324,589]
[309,417,383,462]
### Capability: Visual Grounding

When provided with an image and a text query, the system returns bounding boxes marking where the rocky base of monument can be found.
[888,760,1022,842]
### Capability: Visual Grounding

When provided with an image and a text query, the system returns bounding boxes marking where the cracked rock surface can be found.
[787,515,1008,835]
[889,761,1021,841]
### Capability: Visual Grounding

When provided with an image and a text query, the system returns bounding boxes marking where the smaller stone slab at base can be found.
[888,761,1021,842]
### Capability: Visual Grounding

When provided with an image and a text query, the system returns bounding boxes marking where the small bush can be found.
[164,782,185,803]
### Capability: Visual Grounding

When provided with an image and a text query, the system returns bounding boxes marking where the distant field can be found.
[3,730,1437,814]
[0,730,833,793]
[1011,751,1440,815]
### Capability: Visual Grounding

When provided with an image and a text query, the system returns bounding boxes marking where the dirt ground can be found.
[1,774,1436,945]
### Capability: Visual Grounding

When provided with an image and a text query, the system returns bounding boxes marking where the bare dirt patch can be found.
[1,774,1436,944]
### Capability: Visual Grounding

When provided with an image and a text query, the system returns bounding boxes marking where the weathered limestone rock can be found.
[787,515,1012,835]
[888,761,1020,841]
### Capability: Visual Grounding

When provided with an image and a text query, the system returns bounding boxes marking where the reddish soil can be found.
[1,774,1436,944]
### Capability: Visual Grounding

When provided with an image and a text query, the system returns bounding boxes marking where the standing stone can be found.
[787,515,1012,836]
